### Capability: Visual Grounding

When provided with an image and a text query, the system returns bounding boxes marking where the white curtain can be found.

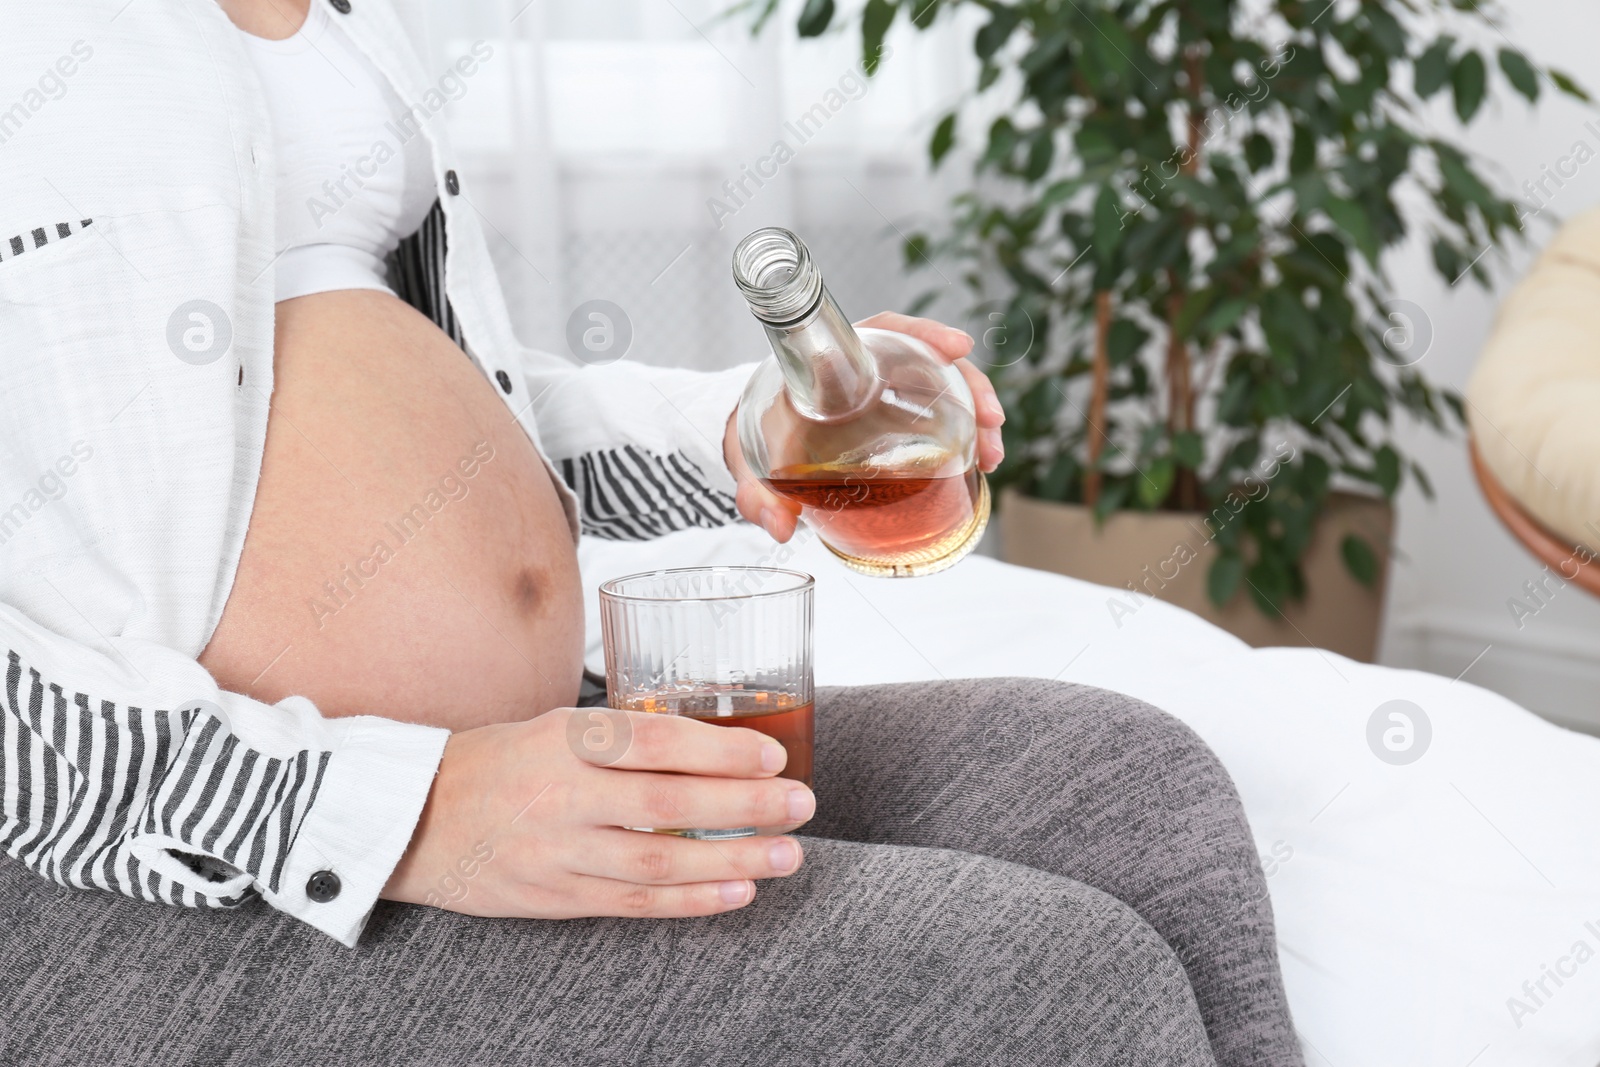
[418,0,975,371]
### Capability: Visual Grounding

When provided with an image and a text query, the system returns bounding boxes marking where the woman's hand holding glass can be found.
[384,709,814,918]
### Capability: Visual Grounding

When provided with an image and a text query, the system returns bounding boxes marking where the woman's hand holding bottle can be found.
[725,310,1006,547]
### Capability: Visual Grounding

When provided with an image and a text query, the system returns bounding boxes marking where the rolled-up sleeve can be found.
[519,352,757,541]
[0,607,447,947]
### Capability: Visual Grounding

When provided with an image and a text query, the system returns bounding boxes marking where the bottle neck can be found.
[761,290,877,420]
[733,227,877,421]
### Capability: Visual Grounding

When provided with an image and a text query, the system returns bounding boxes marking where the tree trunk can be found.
[1167,46,1206,512]
[1166,279,1199,511]
[1084,290,1113,508]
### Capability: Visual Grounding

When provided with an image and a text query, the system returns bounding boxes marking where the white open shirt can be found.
[0,0,750,945]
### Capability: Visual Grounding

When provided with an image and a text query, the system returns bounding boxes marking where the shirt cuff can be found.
[259,715,449,947]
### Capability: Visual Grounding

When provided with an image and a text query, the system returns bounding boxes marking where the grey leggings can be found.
[0,679,1302,1066]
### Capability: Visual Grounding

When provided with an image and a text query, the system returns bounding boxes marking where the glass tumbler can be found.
[599,567,815,841]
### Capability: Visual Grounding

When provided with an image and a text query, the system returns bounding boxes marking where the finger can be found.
[563,874,759,918]
[568,709,792,778]
[735,478,801,542]
[595,769,816,832]
[949,360,1005,471]
[978,427,1004,473]
[576,829,804,886]
[726,409,802,541]
[955,358,1005,427]
[854,311,973,361]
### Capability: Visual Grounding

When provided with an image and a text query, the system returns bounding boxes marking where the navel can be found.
[513,566,541,615]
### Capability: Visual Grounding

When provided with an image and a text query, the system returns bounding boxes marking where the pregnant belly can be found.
[199,290,584,730]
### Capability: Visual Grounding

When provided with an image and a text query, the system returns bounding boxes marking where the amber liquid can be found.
[620,689,814,788]
[764,464,989,577]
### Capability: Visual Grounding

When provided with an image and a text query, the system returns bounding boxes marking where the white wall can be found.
[1378,2,1600,733]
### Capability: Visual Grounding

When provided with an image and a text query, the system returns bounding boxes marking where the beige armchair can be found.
[1468,207,1600,596]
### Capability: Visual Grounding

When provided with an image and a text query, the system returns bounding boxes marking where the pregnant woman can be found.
[0,2,1301,1064]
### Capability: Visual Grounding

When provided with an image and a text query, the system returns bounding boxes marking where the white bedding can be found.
[579,525,1600,1067]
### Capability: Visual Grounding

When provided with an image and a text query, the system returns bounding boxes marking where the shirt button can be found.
[306,870,342,903]
[328,0,351,13]
[495,369,513,394]
[445,169,460,196]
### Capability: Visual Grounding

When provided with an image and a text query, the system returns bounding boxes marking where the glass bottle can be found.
[731,227,990,577]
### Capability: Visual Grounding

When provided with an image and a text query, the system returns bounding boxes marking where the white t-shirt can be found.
[237,0,437,301]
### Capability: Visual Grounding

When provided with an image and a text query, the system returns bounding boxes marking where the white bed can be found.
[579,525,1600,1067]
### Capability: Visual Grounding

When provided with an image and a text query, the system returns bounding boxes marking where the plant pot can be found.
[996,488,1394,662]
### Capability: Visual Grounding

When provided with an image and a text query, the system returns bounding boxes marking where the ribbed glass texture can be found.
[600,567,815,843]
[599,567,814,710]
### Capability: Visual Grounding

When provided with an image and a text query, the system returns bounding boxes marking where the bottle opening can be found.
[733,227,824,326]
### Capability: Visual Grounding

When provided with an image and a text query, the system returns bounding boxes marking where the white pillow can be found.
[581,526,1600,1066]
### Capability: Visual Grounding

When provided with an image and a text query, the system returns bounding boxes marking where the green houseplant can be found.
[751,0,1587,634]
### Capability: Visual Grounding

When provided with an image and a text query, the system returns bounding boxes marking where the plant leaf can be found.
[1430,237,1464,282]
[1290,125,1318,173]
[861,0,898,74]
[1091,479,1130,523]
[1202,297,1251,338]
[1498,48,1540,103]
[1107,320,1149,365]
[797,0,834,38]
[1173,287,1219,340]
[908,0,939,30]
[1040,176,1089,207]
[1136,457,1176,509]
[975,7,1021,62]
[929,112,957,166]
[1092,185,1127,263]
[1037,451,1077,501]
[1325,198,1380,265]
[1452,51,1488,123]
[1244,132,1274,173]
[1173,431,1205,469]
[982,116,1017,170]
[1208,552,1245,607]
[1551,68,1592,102]
[1341,534,1379,587]
[1245,556,1290,616]
[1410,460,1435,500]
[1024,128,1055,181]
[902,233,929,268]
[1373,444,1402,495]
[1412,37,1454,99]
[1364,6,1406,57]
[746,0,783,34]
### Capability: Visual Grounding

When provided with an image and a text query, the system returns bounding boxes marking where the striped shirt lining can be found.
[1,650,328,910]
[0,219,93,262]
[386,200,463,349]
[561,446,740,541]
